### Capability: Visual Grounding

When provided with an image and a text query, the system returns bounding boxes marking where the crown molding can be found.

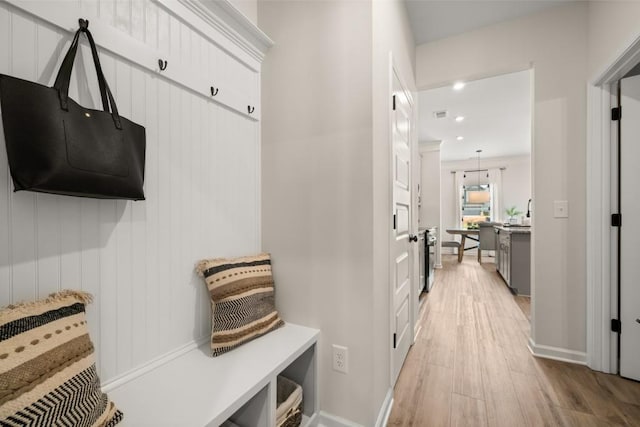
[419,141,442,153]
[174,0,274,64]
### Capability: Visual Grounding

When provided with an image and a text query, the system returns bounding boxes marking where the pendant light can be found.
[468,149,490,203]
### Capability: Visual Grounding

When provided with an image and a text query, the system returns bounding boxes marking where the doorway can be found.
[416,69,533,305]
[390,60,415,385]
[615,72,640,381]
[586,34,640,377]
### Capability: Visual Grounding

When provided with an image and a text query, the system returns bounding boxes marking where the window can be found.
[461,184,491,227]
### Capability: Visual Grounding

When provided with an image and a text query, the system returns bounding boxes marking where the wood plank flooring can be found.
[388,254,640,427]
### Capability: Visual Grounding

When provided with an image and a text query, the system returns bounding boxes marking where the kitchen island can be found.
[495,225,531,296]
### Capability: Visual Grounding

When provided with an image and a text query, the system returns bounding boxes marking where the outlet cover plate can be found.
[332,344,348,374]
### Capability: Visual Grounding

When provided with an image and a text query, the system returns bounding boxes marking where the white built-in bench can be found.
[104,323,320,427]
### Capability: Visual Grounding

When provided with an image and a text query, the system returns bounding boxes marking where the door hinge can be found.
[612,213,622,227]
[393,333,397,349]
[392,95,396,111]
[393,214,397,230]
[612,107,621,121]
[611,318,621,333]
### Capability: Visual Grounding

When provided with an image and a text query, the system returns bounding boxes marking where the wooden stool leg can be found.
[478,248,481,263]
[458,236,465,262]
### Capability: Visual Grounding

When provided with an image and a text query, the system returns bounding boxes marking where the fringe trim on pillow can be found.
[0,289,93,315]
[195,253,270,277]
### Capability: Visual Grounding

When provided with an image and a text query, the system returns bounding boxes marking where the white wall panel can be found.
[9,12,38,304]
[0,1,261,383]
[0,6,9,306]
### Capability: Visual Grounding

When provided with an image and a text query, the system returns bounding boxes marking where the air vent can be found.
[433,110,448,119]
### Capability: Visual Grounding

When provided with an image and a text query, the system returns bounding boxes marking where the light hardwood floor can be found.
[388,254,640,427]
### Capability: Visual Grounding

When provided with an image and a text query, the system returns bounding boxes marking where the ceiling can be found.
[418,69,532,161]
[405,0,567,45]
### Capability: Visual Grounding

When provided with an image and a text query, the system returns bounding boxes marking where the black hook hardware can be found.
[210,87,218,96]
[78,18,89,32]
[158,59,168,71]
[248,105,255,114]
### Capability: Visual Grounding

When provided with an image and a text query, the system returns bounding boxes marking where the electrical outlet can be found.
[332,344,348,374]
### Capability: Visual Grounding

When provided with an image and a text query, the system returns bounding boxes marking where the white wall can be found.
[587,1,640,79]
[228,0,257,25]
[416,2,588,355]
[419,146,441,228]
[259,2,375,424]
[260,0,415,423]
[0,0,260,382]
[372,0,416,421]
[440,155,531,242]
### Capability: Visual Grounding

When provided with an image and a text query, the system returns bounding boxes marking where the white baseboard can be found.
[315,411,363,427]
[315,389,392,427]
[375,389,393,427]
[528,337,588,365]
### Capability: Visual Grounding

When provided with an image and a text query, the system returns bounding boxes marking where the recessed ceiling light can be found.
[455,116,465,122]
[453,82,465,91]
[456,136,464,141]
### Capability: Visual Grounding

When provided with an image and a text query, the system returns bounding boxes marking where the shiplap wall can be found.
[0,0,260,383]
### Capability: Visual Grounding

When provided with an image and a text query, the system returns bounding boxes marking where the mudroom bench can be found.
[104,323,320,427]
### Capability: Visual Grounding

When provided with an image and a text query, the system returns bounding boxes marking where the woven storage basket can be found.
[276,375,303,427]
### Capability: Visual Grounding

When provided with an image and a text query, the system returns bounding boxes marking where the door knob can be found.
[409,235,418,242]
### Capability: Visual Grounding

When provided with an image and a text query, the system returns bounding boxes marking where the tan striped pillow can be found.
[196,253,284,356]
[0,290,122,427]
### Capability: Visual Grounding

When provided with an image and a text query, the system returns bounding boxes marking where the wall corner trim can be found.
[375,389,394,427]
[528,338,588,366]
[176,0,274,62]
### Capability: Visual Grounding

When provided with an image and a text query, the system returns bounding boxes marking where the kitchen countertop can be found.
[494,225,532,234]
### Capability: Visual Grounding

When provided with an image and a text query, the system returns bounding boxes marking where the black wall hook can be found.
[248,105,255,114]
[210,87,218,96]
[158,59,168,71]
[78,18,89,31]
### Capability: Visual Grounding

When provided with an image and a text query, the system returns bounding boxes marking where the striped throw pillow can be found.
[196,253,284,356]
[0,290,122,427]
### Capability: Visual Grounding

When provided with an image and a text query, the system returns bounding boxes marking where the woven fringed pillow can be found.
[0,290,122,426]
[196,253,284,356]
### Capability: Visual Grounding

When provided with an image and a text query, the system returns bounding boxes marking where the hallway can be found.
[388,255,640,426]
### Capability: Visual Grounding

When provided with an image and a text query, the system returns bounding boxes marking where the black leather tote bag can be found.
[0,19,145,200]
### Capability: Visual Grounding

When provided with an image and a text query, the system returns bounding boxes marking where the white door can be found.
[620,74,640,381]
[391,66,414,384]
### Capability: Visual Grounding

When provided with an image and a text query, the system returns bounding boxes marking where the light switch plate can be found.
[554,200,569,218]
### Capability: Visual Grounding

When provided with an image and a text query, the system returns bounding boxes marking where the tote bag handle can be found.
[53,19,122,129]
